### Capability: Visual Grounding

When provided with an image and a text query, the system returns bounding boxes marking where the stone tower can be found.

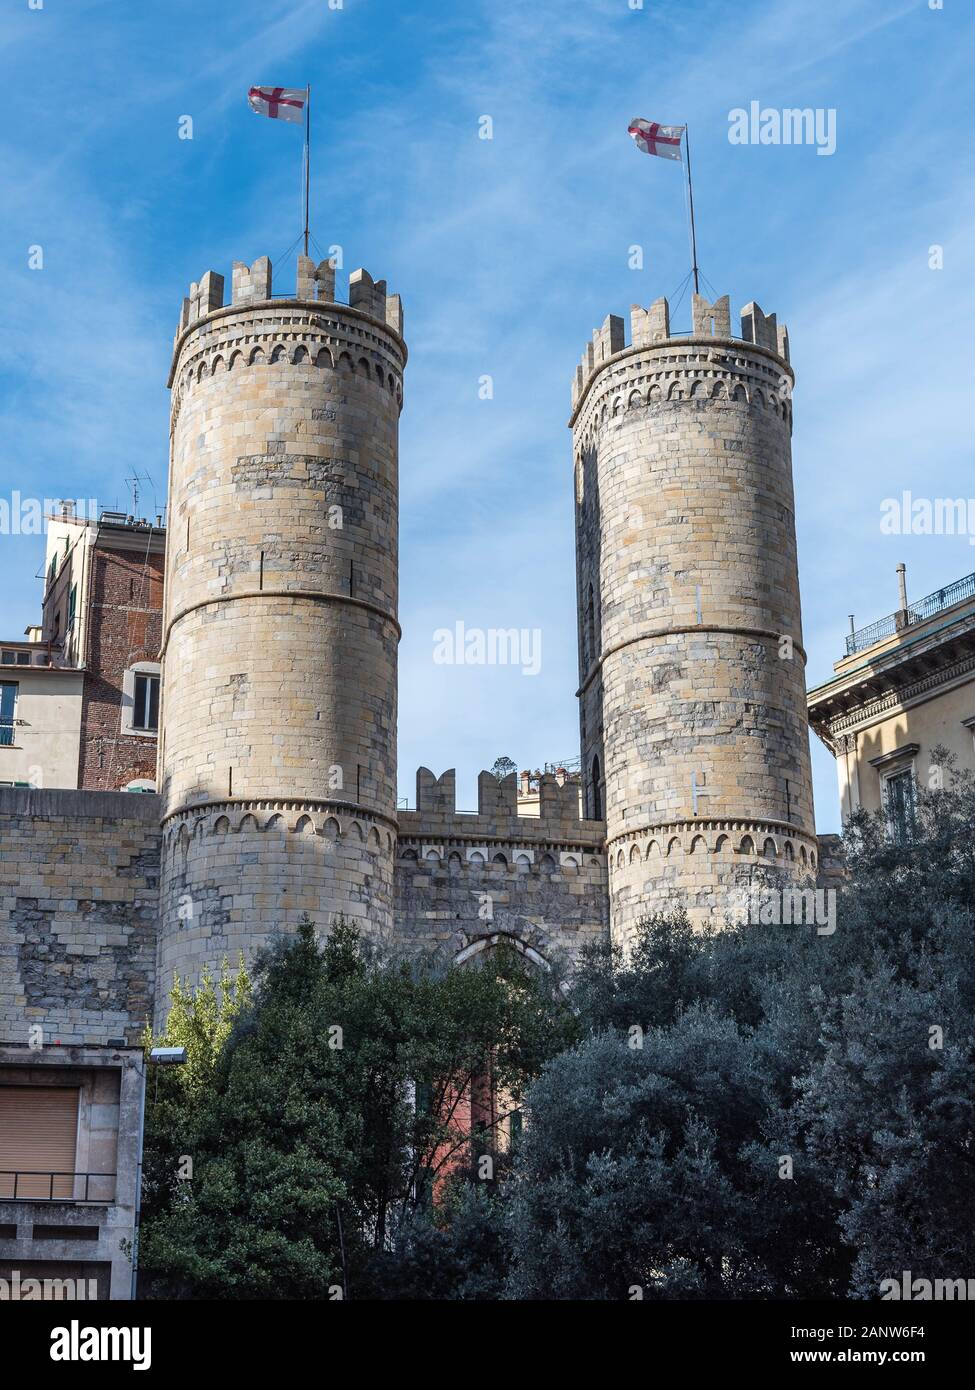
[571,292,816,942]
[156,253,405,1020]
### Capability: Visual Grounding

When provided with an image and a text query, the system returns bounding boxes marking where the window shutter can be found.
[0,1087,79,1199]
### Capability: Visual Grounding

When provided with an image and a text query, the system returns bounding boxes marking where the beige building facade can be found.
[0,1045,144,1301]
[808,567,975,832]
[0,639,83,789]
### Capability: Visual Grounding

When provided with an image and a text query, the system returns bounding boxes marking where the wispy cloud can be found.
[2,0,970,834]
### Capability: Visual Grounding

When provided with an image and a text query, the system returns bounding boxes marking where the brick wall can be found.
[78,547,163,792]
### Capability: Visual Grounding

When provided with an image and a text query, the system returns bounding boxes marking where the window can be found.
[590,753,602,820]
[0,682,17,747]
[885,769,916,844]
[122,664,161,737]
[67,584,77,627]
[133,674,160,731]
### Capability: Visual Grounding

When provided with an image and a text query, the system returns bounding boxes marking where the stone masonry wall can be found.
[0,789,159,1046]
[395,768,608,968]
[572,294,816,940]
[156,255,405,1020]
[156,799,395,1027]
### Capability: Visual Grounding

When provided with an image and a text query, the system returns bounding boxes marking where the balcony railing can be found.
[0,1171,117,1202]
[846,571,975,656]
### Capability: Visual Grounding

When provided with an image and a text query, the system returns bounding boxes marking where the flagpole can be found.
[303,85,311,258]
[683,126,700,295]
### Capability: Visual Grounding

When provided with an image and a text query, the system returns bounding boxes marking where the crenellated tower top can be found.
[571,292,790,413]
[172,253,404,359]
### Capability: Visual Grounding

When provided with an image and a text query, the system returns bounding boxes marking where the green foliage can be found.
[504,749,975,1299]
[138,956,251,1256]
[362,1181,513,1301]
[139,917,573,1299]
[140,758,975,1298]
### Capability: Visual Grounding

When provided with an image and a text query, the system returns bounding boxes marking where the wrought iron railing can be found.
[845,571,975,656]
[0,1171,117,1202]
[543,757,581,775]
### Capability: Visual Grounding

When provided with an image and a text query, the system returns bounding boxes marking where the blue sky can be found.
[1,0,972,831]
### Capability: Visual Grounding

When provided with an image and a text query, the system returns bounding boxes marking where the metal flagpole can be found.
[303,85,311,257]
[683,125,700,295]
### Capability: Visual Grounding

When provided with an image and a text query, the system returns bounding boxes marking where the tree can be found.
[504,751,975,1297]
[139,933,348,1299]
[139,917,573,1298]
[506,1000,846,1300]
[138,956,251,1247]
[788,750,975,1296]
[139,752,975,1298]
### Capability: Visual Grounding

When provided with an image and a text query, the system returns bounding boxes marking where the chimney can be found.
[895,562,910,632]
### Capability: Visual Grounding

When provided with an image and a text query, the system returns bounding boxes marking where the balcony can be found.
[845,571,975,656]
[0,1171,117,1203]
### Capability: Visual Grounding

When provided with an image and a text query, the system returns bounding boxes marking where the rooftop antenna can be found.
[126,469,158,520]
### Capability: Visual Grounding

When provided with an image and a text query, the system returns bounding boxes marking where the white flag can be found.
[248,86,307,125]
[627,117,685,162]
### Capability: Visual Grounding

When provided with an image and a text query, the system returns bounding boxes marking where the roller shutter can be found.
[0,1087,79,1199]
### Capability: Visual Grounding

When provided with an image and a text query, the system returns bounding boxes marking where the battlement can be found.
[175,254,404,347]
[398,767,605,851]
[571,292,790,410]
[395,769,608,963]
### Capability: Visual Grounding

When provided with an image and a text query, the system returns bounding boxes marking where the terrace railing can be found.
[0,1171,117,1202]
[845,571,975,656]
